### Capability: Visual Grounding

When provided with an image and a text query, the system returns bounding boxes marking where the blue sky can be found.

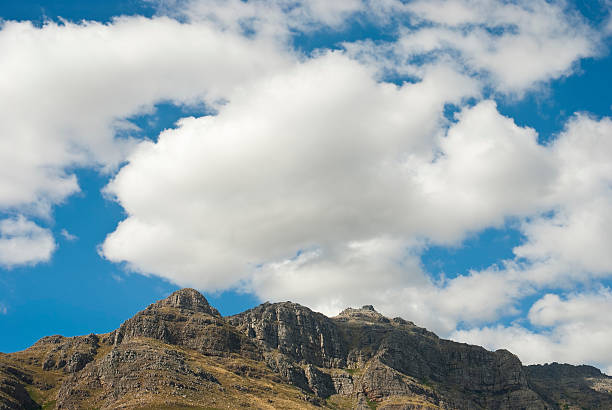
[1,0,612,373]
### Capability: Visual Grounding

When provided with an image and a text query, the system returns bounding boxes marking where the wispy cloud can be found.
[111,273,124,283]
[60,229,78,242]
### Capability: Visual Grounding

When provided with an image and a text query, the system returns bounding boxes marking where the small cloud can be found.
[0,304,7,315]
[60,229,78,241]
[0,216,56,268]
[111,273,124,283]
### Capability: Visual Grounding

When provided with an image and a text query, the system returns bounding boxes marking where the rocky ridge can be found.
[1,288,611,409]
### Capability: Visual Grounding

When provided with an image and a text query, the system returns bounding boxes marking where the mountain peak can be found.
[335,305,390,323]
[153,288,219,316]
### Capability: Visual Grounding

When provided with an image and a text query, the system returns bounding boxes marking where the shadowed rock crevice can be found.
[0,360,39,410]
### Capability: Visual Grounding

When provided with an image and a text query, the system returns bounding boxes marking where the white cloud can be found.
[346,0,599,94]
[0,216,56,268]
[60,229,78,241]
[513,115,612,284]
[416,100,556,242]
[150,0,365,34]
[453,289,612,374]
[155,0,600,96]
[0,16,291,217]
[605,1,612,36]
[101,52,482,291]
[111,273,125,283]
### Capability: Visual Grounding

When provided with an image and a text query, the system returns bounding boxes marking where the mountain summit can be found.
[1,289,611,409]
[335,305,392,324]
[153,288,220,316]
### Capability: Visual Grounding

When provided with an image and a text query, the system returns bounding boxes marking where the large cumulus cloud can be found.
[0,14,291,266]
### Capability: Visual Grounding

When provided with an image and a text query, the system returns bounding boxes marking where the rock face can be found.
[526,363,612,409]
[232,303,547,409]
[35,334,99,373]
[2,289,612,409]
[339,306,540,407]
[228,301,346,367]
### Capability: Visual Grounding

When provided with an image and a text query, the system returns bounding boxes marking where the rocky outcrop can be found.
[526,363,612,408]
[335,305,392,324]
[262,352,336,399]
[151,288,220,316]
[13,334,100,375]
[358,359,441,403]
[56,340,220,409]
[304,364,335,398]
[229,302,553,408]
[527,362,606,380]
[329,305,546,409]
[263,351,311,392]
[332,371,355,395]
[39,335,99,374]
[112,288,261,359]
[229,301,346,367]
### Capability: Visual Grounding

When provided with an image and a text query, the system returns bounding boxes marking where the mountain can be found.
[1,288,611,409]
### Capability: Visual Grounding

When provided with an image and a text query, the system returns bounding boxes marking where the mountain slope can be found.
[1,288,611,409]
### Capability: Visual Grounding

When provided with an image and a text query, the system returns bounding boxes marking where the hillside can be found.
[1,288,611,409]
